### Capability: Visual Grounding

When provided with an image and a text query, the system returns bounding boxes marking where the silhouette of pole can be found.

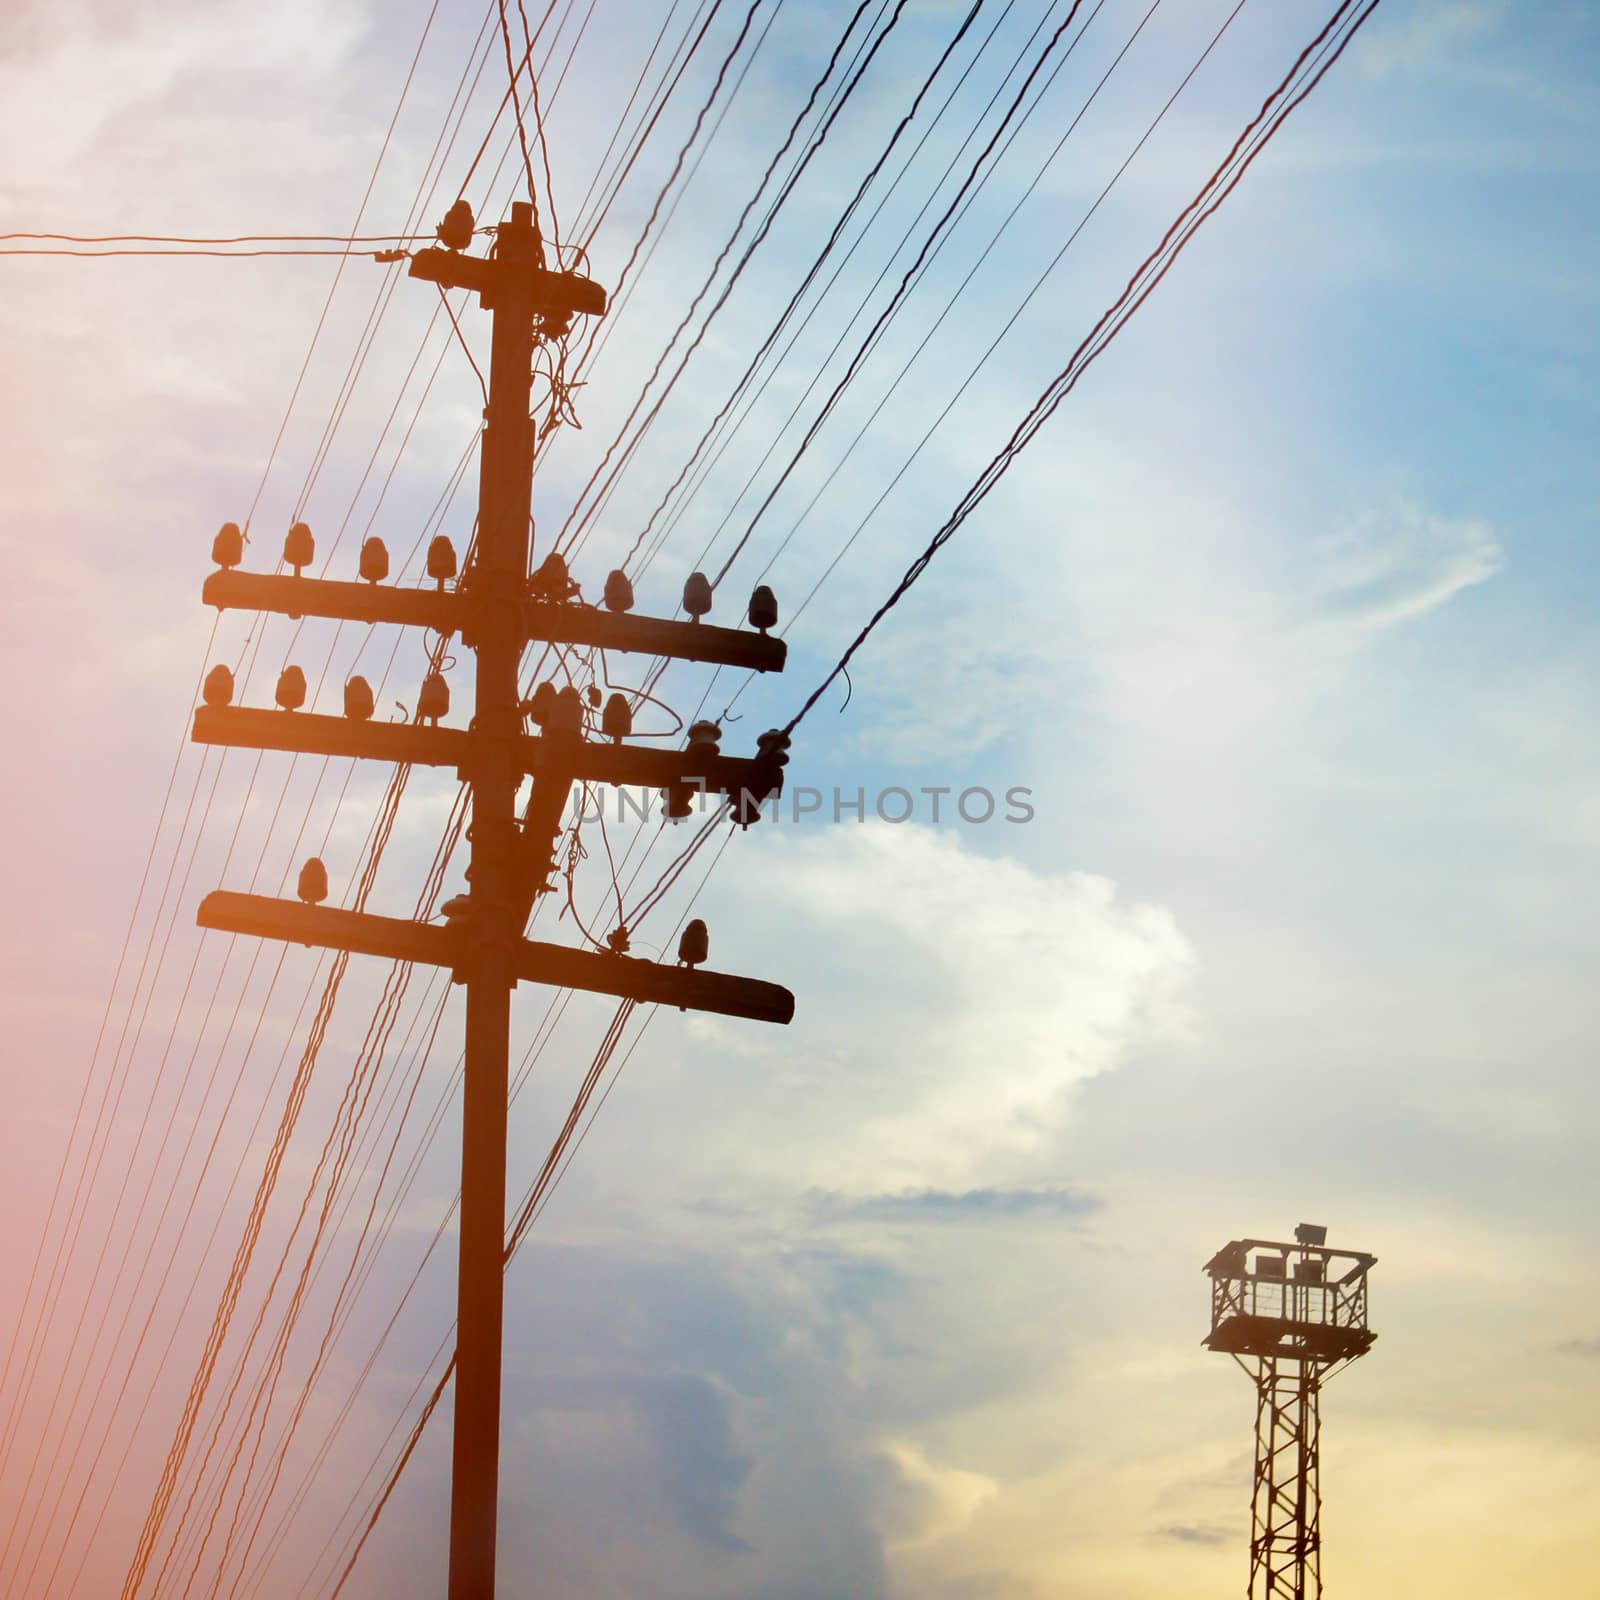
[445,198,541,1600]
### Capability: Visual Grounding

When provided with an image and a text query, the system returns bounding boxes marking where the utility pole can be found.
[193,200,793,1597]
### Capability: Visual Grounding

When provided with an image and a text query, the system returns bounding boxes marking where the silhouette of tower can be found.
[1203,1224,1376,1598]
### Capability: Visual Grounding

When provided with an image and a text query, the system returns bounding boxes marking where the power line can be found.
[495,0,545,233]
[1,3,537,1587]
[108,18,768,1593]
[618,0,1017,589]
[555,0,896,560]
[706,0,1093,589]
[783,0,1383,737]
[0,231,435,244]
[0,246,410,258]
[324,822,731,1594]
[616,0,1035,587]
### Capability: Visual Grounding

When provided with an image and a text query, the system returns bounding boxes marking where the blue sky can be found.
[0,1,1597,1595]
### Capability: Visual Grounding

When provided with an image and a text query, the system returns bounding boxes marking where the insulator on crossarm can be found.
[359,537,390,584]
[663,781,695,820]
[682,571,712,619]
[603,569,634,613]
[211,522,243,570]
[297,858,329,905]
[686,720,720,752]
[748,584,778,634]
[551,685,584,734]
[418,671,449,724]
[756,728,791,767]
[283,521,314,574]
[275,666,307,711]
[437,200,475,252]
[677,919,708,968]
[524,681,558,727]
[601,693,632,742]
[427,536,458,588]
[530,550,575,602]
[344,676,375,721]
[202,664,234,708]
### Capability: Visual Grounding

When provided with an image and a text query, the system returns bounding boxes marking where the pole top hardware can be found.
[408,206,606,326]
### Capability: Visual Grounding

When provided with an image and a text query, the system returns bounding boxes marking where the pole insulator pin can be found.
[359,537,390,584]
[284,522,314,574]
[427,536,458,589]
[530,551,577,602]
[297,858,329,904]
[601,692,632,742]
[212,523,243,569]
[418,671,450,724]
[748,585,778,633]
[203,664,234,708]
[678,919,709,968]
[344,676,375,721]
[275,666,307,711]
[683,571,712,619]
[437,200,475,252]
[603,569,634,613]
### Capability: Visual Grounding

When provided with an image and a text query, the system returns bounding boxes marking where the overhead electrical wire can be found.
[93,12,713,1587]
[1,5,493,1484]
[610,0,1027,591]
[1,15,512,1587]
[610,0,1037,586]
[41,435,482,1600]
[609,0,1097,715]
[783,0,1384,737]
[568,0,725,246]
[705,0,1095,591]
[555,0,894,560]
[322,824,732,1595]
[551,0,788,381]
[13,298,486,1598]
[232,791,727,1593]
[496,0,546,233]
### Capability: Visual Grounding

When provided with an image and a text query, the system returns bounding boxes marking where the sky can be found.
[1,0,1598,1595]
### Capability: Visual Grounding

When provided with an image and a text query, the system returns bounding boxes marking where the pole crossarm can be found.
[199,571,787,671]
[191,706,787,797]
[406,245,607,319]
[196,891,795,1024]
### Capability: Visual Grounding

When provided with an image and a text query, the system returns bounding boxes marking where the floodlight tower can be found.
[1203,1224,1376,1599]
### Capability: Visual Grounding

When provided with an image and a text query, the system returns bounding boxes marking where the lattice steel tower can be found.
[1203,1224,1376,1599]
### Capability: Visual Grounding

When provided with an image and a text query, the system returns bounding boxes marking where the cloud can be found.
[1157,1522,1231,1546]
[628,1374,754,1554]
[880,1439,999,1551]
[1308,501,1503,635]
[1555,1335,1600,1360]
[1357,3,1504,80]
[746,822,1195,1191]
[809,1185,1102,1222]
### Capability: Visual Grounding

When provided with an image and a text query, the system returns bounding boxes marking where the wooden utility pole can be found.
[193,200,793,1597]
